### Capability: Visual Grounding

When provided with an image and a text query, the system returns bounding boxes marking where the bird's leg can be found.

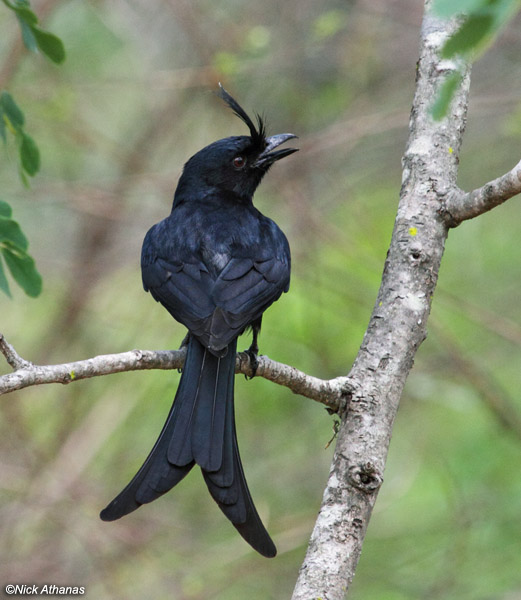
[244,320,261,379]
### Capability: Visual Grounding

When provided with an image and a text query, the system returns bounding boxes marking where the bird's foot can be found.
[244,345,259,379]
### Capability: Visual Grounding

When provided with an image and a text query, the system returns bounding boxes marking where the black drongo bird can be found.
[100,86,297,558]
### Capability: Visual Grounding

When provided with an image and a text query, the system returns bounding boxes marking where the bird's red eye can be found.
[233,156,246,169]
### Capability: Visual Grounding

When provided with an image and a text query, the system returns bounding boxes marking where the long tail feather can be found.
[100,335,276,557]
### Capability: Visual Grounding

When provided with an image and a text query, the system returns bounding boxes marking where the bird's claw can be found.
[244,347,259,379]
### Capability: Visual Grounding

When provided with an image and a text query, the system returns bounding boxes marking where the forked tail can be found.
[100,335,276,558]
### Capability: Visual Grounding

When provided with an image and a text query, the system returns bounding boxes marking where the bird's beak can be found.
[254,133,299,168]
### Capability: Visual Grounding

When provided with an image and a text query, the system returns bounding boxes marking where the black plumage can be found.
[100,85,297,558]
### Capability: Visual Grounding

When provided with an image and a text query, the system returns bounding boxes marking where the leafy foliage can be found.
[0,92,40,181]
[431,0,521,118]
[0,0,66,296]
[0,200,42,297]
[0,92,42,297]
[1,0,65,63]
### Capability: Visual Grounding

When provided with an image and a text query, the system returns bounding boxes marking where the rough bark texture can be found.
[291,4,471,598]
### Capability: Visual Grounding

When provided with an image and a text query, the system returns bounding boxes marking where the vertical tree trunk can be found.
[292,2,471,598]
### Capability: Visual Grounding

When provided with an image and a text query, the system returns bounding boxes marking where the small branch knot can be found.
[348,462,383,494]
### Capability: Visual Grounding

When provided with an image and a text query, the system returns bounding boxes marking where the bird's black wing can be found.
[142,254,290,352]
[208,256,290,345]
[142,255,217,343]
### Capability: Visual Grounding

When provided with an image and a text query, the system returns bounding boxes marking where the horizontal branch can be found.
[0,334,348,411]
[443,157,521,226]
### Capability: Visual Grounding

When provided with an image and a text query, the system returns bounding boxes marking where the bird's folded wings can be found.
[141,255,289,350]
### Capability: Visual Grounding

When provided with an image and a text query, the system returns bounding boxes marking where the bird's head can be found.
[174,85,298,203]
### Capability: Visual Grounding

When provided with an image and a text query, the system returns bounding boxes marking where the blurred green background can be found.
[1,1,521,598]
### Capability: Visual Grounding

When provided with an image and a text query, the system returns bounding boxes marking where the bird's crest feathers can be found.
[217,84,266,148]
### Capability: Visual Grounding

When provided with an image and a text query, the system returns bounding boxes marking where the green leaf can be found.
[437,0,521,59]
[17,16,38,52]
[0,201,12,218]
[431,70,464,120]
[4,0,66,62]
[441,14,495,58]
[0,216,29,250]
[19,132,40,176]
[432,0,521,115]
[1,241,42,297]
[0,204,41,297]
[0,91,25,130]
[433,0,487,18]
[14,5,38,25]
[0,259,11,297]
[31,25,66,64]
